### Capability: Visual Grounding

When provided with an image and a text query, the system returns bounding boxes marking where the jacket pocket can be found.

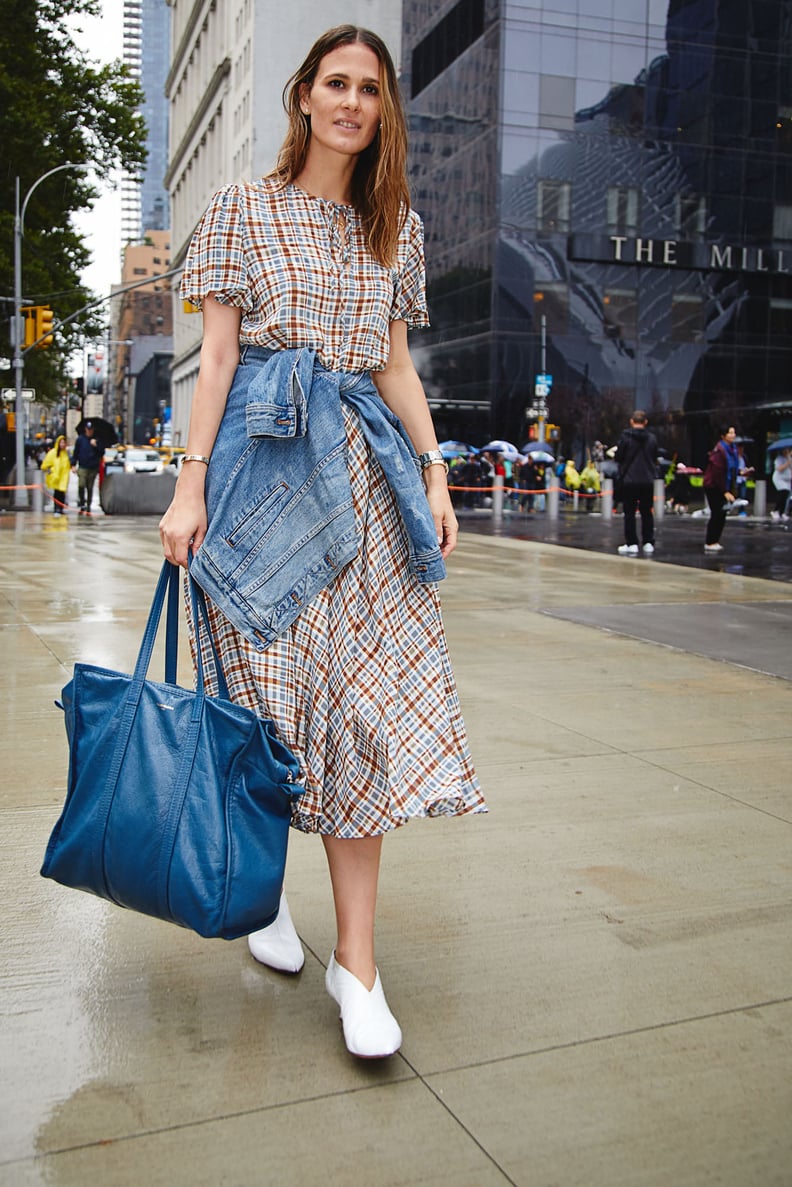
[226,482,290,549]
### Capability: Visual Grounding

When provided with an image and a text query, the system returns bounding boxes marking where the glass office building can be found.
[404,0,792,463]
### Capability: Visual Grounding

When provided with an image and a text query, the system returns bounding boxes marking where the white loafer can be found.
[247,893,304,973]
[325,951,402,1059]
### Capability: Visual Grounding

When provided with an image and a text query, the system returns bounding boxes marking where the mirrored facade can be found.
[404,0,792,462]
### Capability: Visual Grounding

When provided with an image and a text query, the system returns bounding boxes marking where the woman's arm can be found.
[371,319,457,559]
[159,296,242,567]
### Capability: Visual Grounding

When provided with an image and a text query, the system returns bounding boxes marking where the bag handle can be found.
[132,560,231,701]
[187,562,232,701]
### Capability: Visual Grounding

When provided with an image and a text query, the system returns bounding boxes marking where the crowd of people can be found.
[443,416,790,557]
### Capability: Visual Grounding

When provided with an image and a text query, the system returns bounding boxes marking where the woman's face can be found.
[724,427,736,443]
[301,42,382,160]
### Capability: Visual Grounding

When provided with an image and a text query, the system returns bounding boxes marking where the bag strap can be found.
[187,562,231,701]
[130,560,232,700]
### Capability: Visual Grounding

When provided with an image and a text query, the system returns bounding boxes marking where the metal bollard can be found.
[753,479,766,518]
[572,490,579,512]
[601,477,613,518]
[492,476,504,523]
[31,483,43,513]
[654,477,665,523]
[547,480,559,520]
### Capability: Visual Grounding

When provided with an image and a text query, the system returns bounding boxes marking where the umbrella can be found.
[521,448,555,464]
[767,437,792,452]
[481,440,521,459]
[74,416,119,446]
[438,440,478,458]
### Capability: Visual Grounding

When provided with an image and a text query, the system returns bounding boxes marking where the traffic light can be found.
[19,305,55,349]
[35,305,54,349]
[21,306,37,347]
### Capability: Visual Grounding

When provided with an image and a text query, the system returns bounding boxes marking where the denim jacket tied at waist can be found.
[190,346,446,652]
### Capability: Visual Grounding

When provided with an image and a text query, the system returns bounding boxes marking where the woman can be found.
[702,424,738,552]
[159,26,485,1059]
[771,447,791,519]
[40,435,71,514]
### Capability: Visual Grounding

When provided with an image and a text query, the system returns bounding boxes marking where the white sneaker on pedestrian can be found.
[247,893,304,973]
[618,544,639,555]
[770,511,781,520]
[704,543,724,553]
[642,542,655,554]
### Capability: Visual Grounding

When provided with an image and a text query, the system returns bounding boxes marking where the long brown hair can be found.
[270,25,410,267]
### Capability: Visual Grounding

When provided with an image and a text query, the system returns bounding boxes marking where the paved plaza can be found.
[1,509,791,1186]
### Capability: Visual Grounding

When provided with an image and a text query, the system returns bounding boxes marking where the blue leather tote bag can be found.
[41,560,303,939]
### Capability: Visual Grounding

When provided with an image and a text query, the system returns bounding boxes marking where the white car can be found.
[106,448,164,475]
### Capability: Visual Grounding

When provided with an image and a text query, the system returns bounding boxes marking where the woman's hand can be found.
[158,296,241,568]
[725,491,736,503]
[424,469,458,558]
[159,469,208,568]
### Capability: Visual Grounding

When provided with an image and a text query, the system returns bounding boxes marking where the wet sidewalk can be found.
[457,502,792,584]
[2,510,791,1186]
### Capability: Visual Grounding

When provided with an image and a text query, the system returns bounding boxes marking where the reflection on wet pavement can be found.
[460,507,792,584]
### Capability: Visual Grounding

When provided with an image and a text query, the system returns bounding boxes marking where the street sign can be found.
[2,388,35,401]
[536,373,553,386]
[535,383,550,397]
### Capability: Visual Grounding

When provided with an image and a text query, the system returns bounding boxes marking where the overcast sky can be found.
[69,1,125,307]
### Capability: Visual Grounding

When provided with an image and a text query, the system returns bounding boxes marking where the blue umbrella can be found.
[438,440,478,458]
[767,437,792,452]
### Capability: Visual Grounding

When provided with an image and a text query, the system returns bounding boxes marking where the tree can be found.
[0,0,147,402]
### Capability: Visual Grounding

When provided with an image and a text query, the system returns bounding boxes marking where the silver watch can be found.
[418,449,448,472]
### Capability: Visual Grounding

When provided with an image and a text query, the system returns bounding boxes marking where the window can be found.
[537,180,571,233]
[607,187,639,234]
[675,194,707,238]
[539,74,575,131]
[777,106,792,152]
[534,284,569,335]
[773,205,792,240]
[769,299,792,339]
[411,0,485,97]
[603,289,638,340]
[671,295,704,342]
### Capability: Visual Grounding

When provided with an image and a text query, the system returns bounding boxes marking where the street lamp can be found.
[12,163,90,509]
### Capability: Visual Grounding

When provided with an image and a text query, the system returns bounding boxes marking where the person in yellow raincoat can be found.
[564,457,581,497]
[41,436,71,514]
[579,457,601,511]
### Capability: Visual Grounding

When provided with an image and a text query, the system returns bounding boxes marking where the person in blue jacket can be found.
[71,423,105,516]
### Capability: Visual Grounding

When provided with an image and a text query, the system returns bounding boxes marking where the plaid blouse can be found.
[180,178,430,372]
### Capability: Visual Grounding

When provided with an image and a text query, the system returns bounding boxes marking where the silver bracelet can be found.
[182,454,211,465]
[418,449,448,473]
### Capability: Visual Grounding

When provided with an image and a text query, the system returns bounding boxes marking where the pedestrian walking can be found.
[40,435,71,514]
[615,410,658,554]
[71,423,104,516]
[159,25,485,1060]
[702,425,739,552]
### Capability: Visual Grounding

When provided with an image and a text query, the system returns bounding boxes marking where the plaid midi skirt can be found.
[192,406,486,838]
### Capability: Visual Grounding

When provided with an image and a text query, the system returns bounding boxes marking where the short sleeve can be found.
[180,185,250,311]
[390,210,430,328]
